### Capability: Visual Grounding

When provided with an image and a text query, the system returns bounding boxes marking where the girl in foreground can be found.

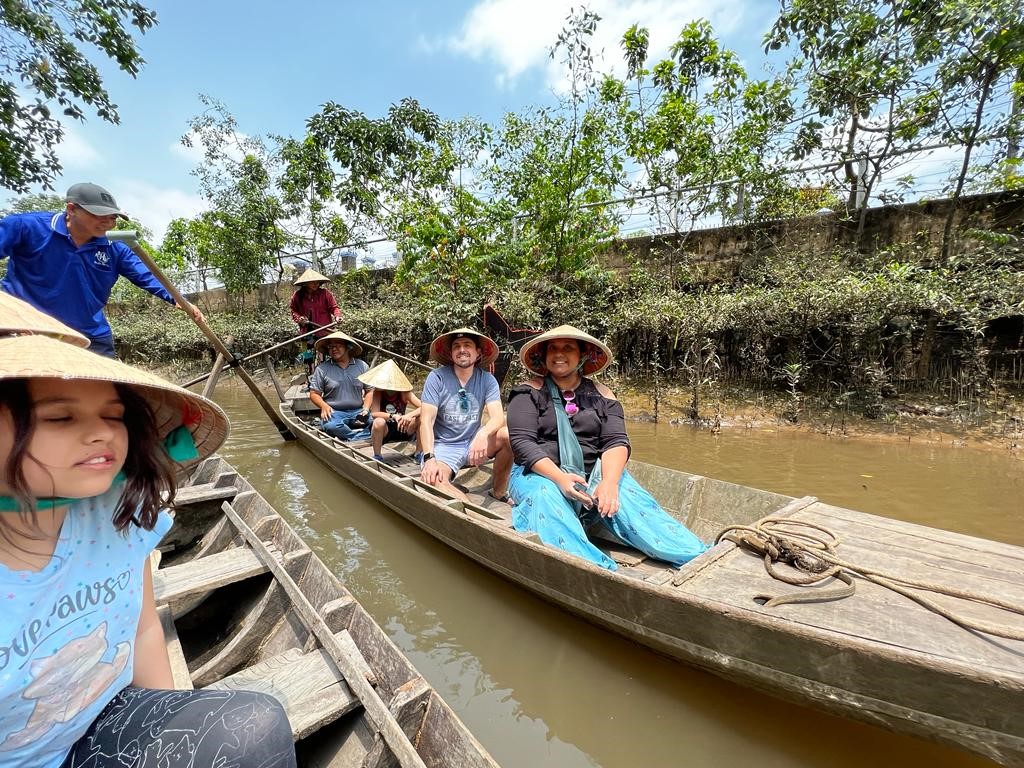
[0,318,296,766]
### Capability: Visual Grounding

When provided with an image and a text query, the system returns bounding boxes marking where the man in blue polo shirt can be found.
[0,182,199,357]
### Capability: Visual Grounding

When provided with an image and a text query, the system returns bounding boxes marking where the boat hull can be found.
[283,404,1024,766]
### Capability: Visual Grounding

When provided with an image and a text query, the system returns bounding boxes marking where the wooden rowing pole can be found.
[106,230,295,441]
[181,321,339,389]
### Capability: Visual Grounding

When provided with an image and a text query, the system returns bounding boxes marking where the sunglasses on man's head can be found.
[457,387,470,413]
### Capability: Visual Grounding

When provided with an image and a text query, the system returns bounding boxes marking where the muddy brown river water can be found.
[211,382,1020,767]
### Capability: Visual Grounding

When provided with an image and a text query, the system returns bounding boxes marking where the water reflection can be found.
[212,382,1009,767]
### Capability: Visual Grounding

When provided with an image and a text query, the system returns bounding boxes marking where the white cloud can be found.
[58,124,102,169]
[444,0,752,91]
[112,178,206,245]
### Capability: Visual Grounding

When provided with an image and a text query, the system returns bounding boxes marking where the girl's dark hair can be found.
[0,379,176,536]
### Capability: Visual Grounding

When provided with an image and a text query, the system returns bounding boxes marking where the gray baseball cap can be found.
[65,182,124,216]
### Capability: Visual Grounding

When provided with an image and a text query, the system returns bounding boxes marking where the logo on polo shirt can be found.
[94,249,110,267]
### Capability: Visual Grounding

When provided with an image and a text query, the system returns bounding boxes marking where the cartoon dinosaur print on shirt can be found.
[0,623,129,751]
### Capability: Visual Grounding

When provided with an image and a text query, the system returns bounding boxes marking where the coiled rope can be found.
[716,517,1024,641]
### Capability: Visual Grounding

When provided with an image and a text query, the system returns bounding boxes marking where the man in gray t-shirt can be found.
[308,331,371,440]
[419,328,512,502]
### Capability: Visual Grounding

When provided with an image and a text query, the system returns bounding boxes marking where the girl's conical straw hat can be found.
[520,324,613,377]
[294,268,331,286]
[429,327,499,366]
[0,292,90,347]
[358,359,413,392]
[0,335,228,470]
[314,331,362,356]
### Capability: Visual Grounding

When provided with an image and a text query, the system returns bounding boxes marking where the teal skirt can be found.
[509,464,709,571]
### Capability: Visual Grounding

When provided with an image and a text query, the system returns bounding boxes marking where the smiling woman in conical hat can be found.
[519,324,612,377]
[504,321,708,573]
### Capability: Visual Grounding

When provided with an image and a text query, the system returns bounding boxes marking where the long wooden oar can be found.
[182,321,339,389]
[343,334,433,372]
[107,230,295,441]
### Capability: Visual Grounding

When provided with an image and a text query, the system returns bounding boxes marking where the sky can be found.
[19,0,780,247]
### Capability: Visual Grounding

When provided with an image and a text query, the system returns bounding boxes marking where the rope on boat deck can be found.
[716,518,1024,641]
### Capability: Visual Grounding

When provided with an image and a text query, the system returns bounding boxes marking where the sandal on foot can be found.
[487,490,513,504]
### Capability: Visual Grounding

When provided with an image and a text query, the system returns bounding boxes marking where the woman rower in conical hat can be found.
[505,324,708,571]
[358,359,423,462]
[0,302,298,766]
[289,267,342,377]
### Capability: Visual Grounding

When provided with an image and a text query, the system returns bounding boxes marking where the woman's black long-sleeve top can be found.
[506,378,631,476]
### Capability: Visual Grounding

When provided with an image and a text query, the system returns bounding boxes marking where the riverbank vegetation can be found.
[110,225,1024,443]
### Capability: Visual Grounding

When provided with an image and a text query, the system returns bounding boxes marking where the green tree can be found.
[181,97,292,294]
[0,192,65,215]
[603,20,794,278]
[766,0,1024,247]
[162,215,216,290]
[0,0,157,192]
[919,0,1024,257]
[389,117,500,306]
[304,96,441,240]
[276,134,349,270]
[486,10,624,286]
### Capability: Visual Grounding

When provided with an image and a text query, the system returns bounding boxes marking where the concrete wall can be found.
[177,267,396,312]
[606,190,1024,282]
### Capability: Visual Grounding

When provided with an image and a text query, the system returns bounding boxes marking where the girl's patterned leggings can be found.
[62,686,296,768]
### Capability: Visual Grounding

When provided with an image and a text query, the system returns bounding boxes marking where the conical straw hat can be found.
[314,331,363,356]
[0,292,90,347]
[0,335,228,470]
[520,324,612,377]
[358,359,413,392]
[294,268,330,286]
[429,327,498,366]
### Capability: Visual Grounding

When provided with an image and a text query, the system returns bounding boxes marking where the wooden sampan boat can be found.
[282,387,1024,766]
[158,455,499,768]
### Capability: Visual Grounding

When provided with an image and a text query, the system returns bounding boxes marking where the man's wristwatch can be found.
[422,452,435,461]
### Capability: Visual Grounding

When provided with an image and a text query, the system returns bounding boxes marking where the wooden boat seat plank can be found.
[154,546,268,604]
[174,482,239,507]
[797,504,1024,567]
[157,605,193,690]
[685,560,1024,672]
[206,639,362,740]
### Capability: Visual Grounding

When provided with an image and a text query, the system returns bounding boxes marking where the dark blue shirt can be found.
[0,211,173,340]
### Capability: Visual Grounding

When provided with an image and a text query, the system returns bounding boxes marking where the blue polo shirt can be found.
[0,211,173,340]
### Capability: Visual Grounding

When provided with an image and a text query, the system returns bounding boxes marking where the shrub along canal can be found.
[211,380,1018,768]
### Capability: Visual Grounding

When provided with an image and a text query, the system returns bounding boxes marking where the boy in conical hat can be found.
[289,267,342,377]
[358,359,422,461]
